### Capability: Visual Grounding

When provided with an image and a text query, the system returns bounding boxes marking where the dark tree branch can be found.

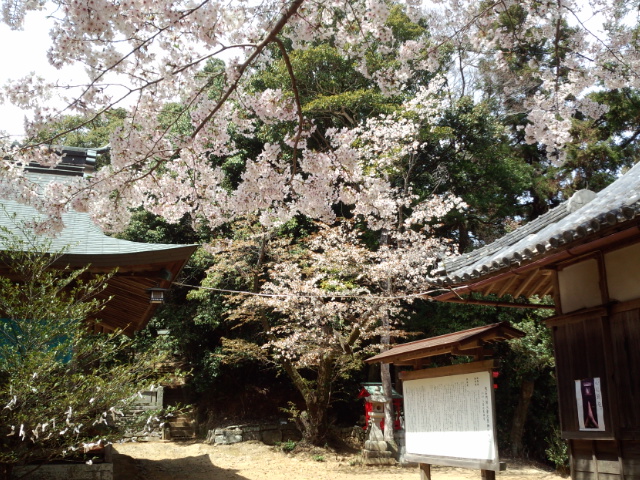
[273,37,305,177]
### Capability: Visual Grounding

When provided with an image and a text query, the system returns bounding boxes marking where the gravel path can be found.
[112,441,566,480]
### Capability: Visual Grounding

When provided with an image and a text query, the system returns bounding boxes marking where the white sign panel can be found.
[404,370,496,461]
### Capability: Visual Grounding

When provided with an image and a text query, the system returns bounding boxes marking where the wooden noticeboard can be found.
[401,360,501,472]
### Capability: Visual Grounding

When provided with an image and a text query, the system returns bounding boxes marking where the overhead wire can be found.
[172,281,444,301]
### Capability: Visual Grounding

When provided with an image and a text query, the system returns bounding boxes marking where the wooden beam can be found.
[483,281,497,295]
[438,297,554,309]
[378,346,452,365]
[513,270,540,298]
[400,359,496,381]
[523,274,552,299]
[434,226,640,303]
[419,463,431,480]
[404,453,502,472]
[544,307,606,330]
[497,275,519,298]
[451,346,494,358]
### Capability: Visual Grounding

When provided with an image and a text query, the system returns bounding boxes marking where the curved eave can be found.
[82,245,198,334]
[433,221,640,304]
[55,245,199,270]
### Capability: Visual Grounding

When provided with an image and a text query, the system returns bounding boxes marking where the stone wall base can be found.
[11,463,113,480]
[205,422,301,446]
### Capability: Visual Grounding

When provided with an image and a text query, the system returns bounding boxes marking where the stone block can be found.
[226,434,244,444]
[362,449,394,459]
[12,463,113,480]
[364,440,388,451]
[281,428,302,441]
[243,430,261,441]
[362,457,397,466]
[260,428,282,445]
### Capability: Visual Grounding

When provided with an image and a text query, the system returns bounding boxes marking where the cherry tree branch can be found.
[273,37,305,177]
[190,0,306,139]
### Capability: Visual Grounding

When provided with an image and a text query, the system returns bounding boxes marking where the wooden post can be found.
[419,463,431,480]
[481,469,496,480]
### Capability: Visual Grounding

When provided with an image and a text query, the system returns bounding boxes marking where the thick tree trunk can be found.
[510,379,535,457]
[282,355,334,445]
[298,396,329,445]
[301,355,333,445]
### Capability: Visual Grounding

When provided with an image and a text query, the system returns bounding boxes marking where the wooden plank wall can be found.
[572,440,623,480]
[610,309,640,432]
[572,440,640,480]
[552,313,611,435]
[550,305,640,480]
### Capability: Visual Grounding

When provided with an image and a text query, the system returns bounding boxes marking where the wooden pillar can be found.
[481,469,496,480]
[419,463,431,480]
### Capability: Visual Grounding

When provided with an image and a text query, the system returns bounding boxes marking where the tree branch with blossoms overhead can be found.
[0,0,639,233]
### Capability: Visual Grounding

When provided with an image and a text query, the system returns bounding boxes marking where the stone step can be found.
[362,457,397,466]
[362,449,394,459]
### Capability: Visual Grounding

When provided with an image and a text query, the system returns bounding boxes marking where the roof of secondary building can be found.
[432,161,640,299]
[1,170,196,264]
[366,322,525,365]
[0,149,198,333]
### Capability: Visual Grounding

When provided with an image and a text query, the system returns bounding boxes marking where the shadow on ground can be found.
[113,449,249,480]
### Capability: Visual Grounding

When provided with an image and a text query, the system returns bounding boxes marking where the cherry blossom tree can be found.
[0,0,638,234]
[1,0,639,450]
[194,80,463,443]
[219,211,456,444]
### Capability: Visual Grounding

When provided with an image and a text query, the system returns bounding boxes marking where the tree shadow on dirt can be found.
[113,450,250,480]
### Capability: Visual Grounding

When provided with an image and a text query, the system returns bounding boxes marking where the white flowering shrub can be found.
[0,224,168,478]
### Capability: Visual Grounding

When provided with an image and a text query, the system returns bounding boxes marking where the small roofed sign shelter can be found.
[367,322,525,480]
[0,147,197,334]
[430,161,640,480]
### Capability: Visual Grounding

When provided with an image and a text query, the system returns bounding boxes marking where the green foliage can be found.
[158,103,195,137]
[545,428,570,474]
[414,97,535,249]
[0,224,168,470]
[386,5,426,42]
[250,26,423,149]
[563,88,640,193]
[506,314,555,381]
[26,109,126,168]
[276,439,297,453]
[28,109,126,150]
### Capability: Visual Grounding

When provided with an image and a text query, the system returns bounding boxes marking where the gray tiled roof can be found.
[434,161,640,285]
[0,171,195,257]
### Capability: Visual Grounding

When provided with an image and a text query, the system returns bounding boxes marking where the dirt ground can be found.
[112,441,567,480]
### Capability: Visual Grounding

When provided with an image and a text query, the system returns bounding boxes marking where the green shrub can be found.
[277,439,297,452]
